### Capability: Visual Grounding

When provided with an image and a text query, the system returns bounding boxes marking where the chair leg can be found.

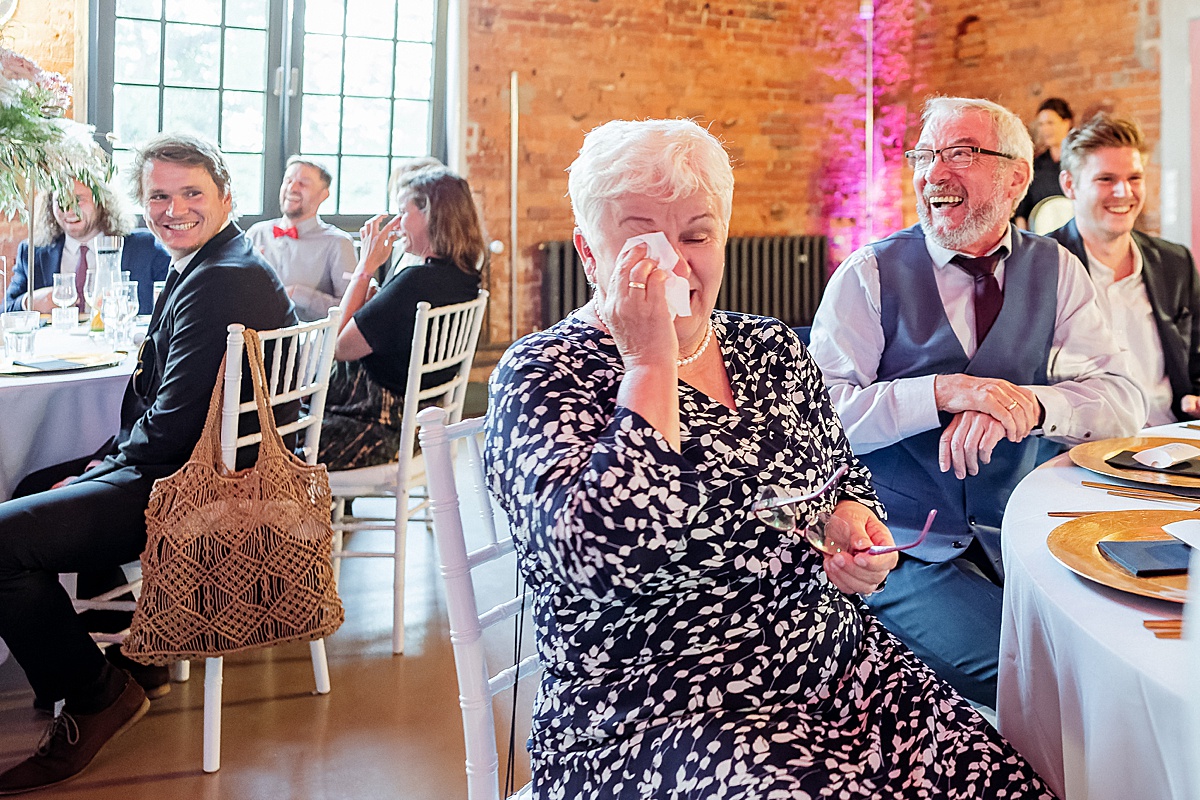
[392,493,409,655]
[171,660,190,683]
[310,639,331,694]
[331,498,345,586]
[203,656,223,773]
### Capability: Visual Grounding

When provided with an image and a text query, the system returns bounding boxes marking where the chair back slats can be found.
[419,406,542,800]
[219,310,342,470]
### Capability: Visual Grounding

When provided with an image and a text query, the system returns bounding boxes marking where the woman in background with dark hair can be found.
[319,166,484,469]
[1014,97,1075,229]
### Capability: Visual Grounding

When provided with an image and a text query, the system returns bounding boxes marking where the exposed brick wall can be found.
[10,0,1167,344]
[0,2,78,293]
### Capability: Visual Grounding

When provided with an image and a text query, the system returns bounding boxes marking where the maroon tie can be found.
[952,250,1007,345]
[75,244,89,311]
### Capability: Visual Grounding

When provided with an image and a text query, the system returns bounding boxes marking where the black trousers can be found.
[0,465,153,703]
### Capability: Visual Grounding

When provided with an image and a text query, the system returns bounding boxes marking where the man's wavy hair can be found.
[34,177,134,247]
[127,132,236,218]
[1060,113,1146,179]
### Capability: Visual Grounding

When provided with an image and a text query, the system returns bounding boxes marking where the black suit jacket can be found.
[85,224,297,487]
[1049,219,1200,419]
[4,230,171,313]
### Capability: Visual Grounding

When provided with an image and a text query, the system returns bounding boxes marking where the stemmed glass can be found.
[83,270,103,329]
[51,273,78,328]
[101,281,139,349]
[751,465,938,556]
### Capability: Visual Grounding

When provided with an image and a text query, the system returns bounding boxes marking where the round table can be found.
[997,423,1198,800]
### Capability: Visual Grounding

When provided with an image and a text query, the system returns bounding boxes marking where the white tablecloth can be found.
[998,423,1199,800]
[0,327,134,501]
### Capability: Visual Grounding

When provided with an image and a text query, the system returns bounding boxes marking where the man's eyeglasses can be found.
[904,145,1017,172]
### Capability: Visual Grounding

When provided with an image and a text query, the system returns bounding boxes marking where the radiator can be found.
[538,235,828,329]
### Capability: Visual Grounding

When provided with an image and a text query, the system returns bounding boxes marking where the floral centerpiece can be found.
[0,46,110,303]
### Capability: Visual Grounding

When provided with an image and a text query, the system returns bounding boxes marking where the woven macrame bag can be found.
[122,328,344,665]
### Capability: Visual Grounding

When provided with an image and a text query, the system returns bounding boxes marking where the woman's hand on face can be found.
[821,500,897,596]
[358,213,403,273]
[595,242,679,370]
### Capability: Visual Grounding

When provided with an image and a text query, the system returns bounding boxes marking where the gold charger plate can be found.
[1047,509,1194,603]
[1069,436,1200,489]
[0,352,126,376]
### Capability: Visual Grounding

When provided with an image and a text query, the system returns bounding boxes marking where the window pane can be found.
[302,34,343,95]
[301,153,340,215]
[114,19,162,85]
[225,153,264,215]
[164,23,221,88]
[112,150,140,207]
[341,97,390,155]
[344,38,393,98]
[338,156,387,215]
[391,99,429,157]
[117,0,162,20]
[221,91,266,153]
[393,41,432,100]
[305,0,344,35]
[224,28,268,92]
[300,94,342,153]
[224,0,267,29]
[397,1,435,43]
[165,0,221,25]
[112,85,161,149]
[162,87,219,141]
[345,0,392,39]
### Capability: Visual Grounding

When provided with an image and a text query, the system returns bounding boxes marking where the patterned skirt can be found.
[318,359,404,470]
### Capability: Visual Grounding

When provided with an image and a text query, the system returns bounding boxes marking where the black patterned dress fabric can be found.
[484,310,1056,800]
[317,359,404,470]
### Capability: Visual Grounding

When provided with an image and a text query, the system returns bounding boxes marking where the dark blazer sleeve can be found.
[89,228,297,481]
[1135,232,1200,417]
[120,229,172,314]
[4,238,64,311]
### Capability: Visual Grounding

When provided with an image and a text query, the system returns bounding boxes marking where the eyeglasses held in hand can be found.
[751,465,937,556]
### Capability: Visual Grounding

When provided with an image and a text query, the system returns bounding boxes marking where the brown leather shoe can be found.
[0,675,149,795]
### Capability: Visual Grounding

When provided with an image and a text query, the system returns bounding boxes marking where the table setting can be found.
[997,422,1200,800]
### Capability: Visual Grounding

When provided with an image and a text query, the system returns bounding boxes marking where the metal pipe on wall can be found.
[861,0,875,242]
[510,70,519,342]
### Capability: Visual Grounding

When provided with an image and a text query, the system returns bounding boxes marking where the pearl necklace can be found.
[676,319,714,368]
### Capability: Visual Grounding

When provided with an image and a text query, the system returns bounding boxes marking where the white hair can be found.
[921,97,1034,206]
[566,119,734,245]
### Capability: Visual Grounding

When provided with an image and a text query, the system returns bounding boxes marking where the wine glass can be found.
[51,273,78,328]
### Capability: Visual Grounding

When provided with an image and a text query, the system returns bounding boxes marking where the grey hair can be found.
[922,97,1034,206]
[567,118,734,246]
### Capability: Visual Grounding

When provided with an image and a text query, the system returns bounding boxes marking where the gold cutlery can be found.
[1143,619,1184,639]
[1080,480,1200,506]
[1047,511,1101,518]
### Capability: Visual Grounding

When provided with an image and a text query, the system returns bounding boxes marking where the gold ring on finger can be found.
[1006,400,1018,410]
[628,281,647,290]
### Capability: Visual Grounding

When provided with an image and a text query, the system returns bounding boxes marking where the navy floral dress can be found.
[485,310,1055,799]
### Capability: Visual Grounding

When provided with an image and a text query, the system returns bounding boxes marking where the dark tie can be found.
[149,267,181,325]
[273,225,298,239]
[75,244,89,310]
[952,250,1007,345]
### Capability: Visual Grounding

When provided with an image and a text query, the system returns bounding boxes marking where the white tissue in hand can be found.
[1132,442,1200,468]
[619,231,692,318]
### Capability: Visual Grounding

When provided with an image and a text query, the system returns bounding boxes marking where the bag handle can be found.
[186,328,290,472]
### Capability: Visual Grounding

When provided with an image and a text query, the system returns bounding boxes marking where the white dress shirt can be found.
[246,215,355,321]
[809,228,1146,454]
[1084,242,1175,426]
[61,235,94,277]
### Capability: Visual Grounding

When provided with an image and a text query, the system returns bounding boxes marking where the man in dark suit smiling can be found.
[0,133,296,795]
[1049,113,1200,426]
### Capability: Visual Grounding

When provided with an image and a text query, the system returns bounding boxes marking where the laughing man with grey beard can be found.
[807,96,1144,707]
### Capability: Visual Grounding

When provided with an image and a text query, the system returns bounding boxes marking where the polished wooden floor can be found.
[0,459,535,798]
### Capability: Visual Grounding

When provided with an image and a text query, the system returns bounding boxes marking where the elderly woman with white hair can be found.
[485,119,1055,798]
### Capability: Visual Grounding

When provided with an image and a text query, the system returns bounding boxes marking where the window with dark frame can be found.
[89,0,447,230]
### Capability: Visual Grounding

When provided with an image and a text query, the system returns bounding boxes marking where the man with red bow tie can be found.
[247,156,355,320]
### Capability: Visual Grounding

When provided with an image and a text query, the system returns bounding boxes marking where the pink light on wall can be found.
[817,0,914,267]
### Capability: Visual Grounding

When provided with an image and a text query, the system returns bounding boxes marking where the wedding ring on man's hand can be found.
[1006,400,1018,410]
[627,281,647,290]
